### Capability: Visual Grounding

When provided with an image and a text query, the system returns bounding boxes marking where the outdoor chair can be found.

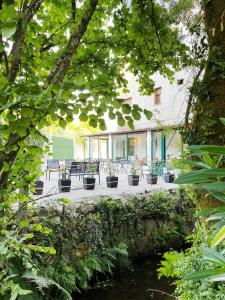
[65,160,75,169]
[70,162,86,180]
[46,159,60,180]
[84,161,100,184]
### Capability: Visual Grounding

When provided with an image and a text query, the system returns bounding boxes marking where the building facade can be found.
[83,70,191,164]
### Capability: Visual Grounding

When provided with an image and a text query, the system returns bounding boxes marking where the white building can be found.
[83,70,192,167]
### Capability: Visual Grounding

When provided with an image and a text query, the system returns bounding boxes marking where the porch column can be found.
[125,134,128,160]
[88,137,91,160]
[146,131,152,163]
[108,134,113,159]
[161,133,166,161]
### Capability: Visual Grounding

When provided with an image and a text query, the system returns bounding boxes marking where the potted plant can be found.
[128,161,140,186]
[33,180,44,195]
[164,171,175,183]
[83,164,96,190]
[58,169,71,192]
[163,161,175,183]
[106,162,118,188]
[146,162,158,184]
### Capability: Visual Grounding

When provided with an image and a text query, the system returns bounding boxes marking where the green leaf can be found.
[193,182,225,192]
[9,284,32,300]
[58,198,71,205]
[202,246,225,265]
[132,110,141,120]
[19,220,30,228]
[210,192,225,202]
[122,104,131,114]
[211,225,225,247]
[175,168,225,185]
[59,119,67,128]
[98,119,106,131]
[112,99,121,109]
[144,109,152,120]
[197,206,225,217]
[109,111,116,120]
[128,120,134,129]
[220,118,225,126]
[79,113,88,122]
[189,145,225,155]
[2,24,16,39]
[184,269,225,281]
[117,117,125,127]
[179,159,211,169]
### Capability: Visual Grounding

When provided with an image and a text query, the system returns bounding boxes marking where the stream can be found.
[75,257,174,300]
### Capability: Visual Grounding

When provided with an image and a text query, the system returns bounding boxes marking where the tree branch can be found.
[2,51,9,76]
[48,0,99,85]
[8,0,44,82]
[150,0,165,66]
[71,0,76,21]
[40,21,71,52]
[185,66,204,127]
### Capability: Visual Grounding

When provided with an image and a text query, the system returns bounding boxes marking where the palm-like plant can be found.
[175,118,225,282]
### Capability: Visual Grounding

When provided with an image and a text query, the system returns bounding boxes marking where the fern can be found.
[43,264,79,293]
[23,273,72,300]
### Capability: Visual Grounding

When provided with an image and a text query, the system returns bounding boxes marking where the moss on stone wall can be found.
[40,189,194,259]
[28,189,194,298]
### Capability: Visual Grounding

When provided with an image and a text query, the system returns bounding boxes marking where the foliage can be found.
[28,189,192,298]
[0,0,189,196]
[158,241,225,300]
[147,161,158,175]
[0,0,217,298]
[105,161,117,177]
[159,121,225,298]
[129,161,141,176]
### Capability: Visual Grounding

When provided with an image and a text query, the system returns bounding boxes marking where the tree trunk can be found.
[184,0,225,209]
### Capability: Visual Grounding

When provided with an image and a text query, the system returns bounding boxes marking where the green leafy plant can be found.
[159,118,225,297]
[106,161,117,177]
[148,161,158,175]
[85,163,98,177]
[60,169,71,181]
[130,161,141,176]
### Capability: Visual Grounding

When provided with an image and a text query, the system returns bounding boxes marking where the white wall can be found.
[113,69,193,131]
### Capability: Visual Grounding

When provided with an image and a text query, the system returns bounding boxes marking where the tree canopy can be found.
[1,0,225,298]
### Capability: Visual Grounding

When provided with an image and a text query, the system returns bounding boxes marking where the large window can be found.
[152,131,162,161]
[166,130,181,160]
[112,135,126,160]
[99,137,108,160]
[89,138,99,160]
[83,138,89,160]
[128,133,147,161]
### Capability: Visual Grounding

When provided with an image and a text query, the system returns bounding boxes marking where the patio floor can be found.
[37,171,177,205]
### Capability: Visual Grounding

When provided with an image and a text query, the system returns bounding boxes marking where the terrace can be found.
[36,160,177,204]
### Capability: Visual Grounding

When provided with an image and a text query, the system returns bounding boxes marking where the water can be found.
[75,258,174,300]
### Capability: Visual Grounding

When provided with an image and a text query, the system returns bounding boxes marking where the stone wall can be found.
[41,189,194,259]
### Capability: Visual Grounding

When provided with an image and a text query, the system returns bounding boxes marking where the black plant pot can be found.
[146,174,158,184]
[106,176,118,188]
[33,180,44,195]
[128,175,139,186]
[58,179,71,192]
[164,174,175,183]
[83,177,96,190]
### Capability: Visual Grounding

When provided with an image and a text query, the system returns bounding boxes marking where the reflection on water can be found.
[75,258,174,300]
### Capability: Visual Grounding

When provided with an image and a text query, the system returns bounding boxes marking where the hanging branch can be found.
[48,0,99,85]
[184,66,204,127]
[150,0,165,66]
[8,0,44,82]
